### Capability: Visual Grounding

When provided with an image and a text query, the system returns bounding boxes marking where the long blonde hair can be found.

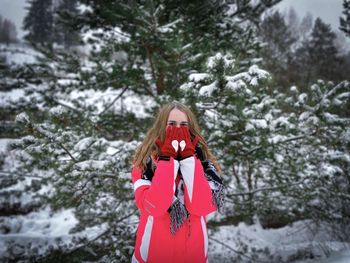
[132,101,221,172]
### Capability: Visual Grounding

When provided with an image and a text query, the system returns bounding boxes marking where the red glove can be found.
[178,126,200,159]
[155,125,180,158]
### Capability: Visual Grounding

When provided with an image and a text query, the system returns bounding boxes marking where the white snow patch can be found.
[188,73,210,82]
[199,82,217,96]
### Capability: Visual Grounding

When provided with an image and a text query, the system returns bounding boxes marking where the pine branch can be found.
[98,86,129,116]
[32,123,77,162]
[0,171,45,179]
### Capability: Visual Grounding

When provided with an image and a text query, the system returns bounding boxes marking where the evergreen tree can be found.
[0,16,18,44]
[293,18,343,88]
[1,46,142,261]
[258,11,296,89]
[309,18,342,81]
[23,0,80,47]
[23,0,54,45]
[284,80,350,241]
[70,0,281,96]
[340,0,350,37]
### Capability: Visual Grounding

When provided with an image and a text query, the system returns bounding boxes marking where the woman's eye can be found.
[180,123,188,126]
[168,122,175,126]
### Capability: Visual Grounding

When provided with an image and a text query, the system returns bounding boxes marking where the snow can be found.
[0,207,78,257]
[0,89,25,107]
[298,93,308,104]
[274,153,284,163]
[209,219,350,263]
[245,119,268,131]
[183,53,270,99]
[207,53,235,70]
[77,3,93,14]
[1,43,41,65]
[65,88,156,118]
[0,138,13,152]
[156,18,182,33]
[294,250,350,263]
[199,82,217,96]
[268,134,288,144]
[247,65,270,86]
[226,79,247,92]
[14,112,30,124]
[290,86,299,93]
[188,73,210,82]
[1,86,156,119]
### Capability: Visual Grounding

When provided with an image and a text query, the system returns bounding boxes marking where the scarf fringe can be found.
[211,181,225,214]
[169,198,189,235]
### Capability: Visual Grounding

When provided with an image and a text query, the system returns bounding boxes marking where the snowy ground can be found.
[208,218,350,263]
[294,250,350,263]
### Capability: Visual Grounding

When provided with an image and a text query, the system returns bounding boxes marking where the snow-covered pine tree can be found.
[73,0,282,97]
[180,52,350,236]
[284,80,350,241]
[180,52,301,226]
[1,40,150,261]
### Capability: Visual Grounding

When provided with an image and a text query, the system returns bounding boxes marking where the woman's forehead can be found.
[167,108,188,121]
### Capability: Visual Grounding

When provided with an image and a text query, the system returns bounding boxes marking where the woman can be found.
[131,101,225,263]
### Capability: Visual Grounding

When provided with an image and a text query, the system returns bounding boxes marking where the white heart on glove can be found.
[179,140,186,151]
[171,140,179,152]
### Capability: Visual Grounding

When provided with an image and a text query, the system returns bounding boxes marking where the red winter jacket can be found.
[131,155,217,263]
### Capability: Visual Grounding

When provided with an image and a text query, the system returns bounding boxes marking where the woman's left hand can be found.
[178,126,200,159]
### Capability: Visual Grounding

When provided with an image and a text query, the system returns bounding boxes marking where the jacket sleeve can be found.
[179,155,216,216]
[131,158,180,217]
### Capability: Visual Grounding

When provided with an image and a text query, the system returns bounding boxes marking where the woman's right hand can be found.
[155,126,179,158]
